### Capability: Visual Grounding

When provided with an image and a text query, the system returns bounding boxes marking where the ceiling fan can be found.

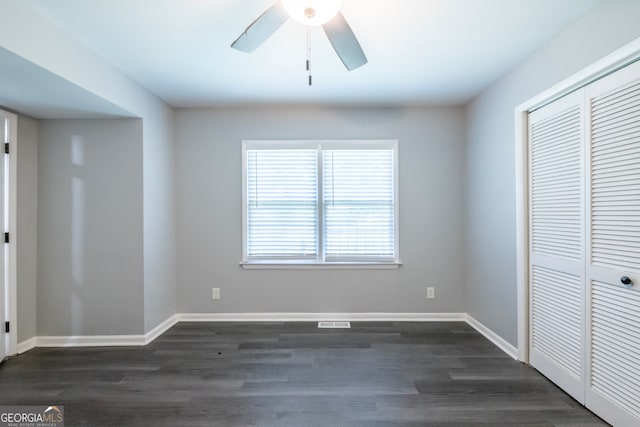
[231,0,367,71]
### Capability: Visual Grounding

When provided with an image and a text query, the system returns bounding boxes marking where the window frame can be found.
[241,140,401,269]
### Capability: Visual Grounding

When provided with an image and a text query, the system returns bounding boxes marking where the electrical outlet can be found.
[427,287,435,299]
[212,288,220,300]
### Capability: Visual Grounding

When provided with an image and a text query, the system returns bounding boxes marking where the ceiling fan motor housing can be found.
[281,0,343,26]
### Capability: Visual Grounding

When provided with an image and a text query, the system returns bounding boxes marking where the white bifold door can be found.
[529,59,640,426]
[529,90,586,403]
[0,113,6,363]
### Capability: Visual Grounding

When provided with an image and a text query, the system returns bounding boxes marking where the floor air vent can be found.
[318,321,351,329]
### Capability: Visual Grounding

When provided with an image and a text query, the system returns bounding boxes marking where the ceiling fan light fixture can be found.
[281,0,344,26]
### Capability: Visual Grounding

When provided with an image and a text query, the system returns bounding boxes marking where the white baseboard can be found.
[24,314,180,349]
[36,334,147,347]
[14,313,518,362]
[144,314,179,344]
[177,312,467,322]
[465,314,518,360]
[17,337,36,354]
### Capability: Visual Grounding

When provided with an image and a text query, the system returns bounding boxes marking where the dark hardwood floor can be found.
[0,322,607,426]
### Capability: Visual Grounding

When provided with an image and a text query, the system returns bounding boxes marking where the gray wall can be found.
[16,114,38,343]
[1,0,179,337]
[143,107,177,333]
[175,107,465,314]
[464,0,640,345]
[37,119,144,336]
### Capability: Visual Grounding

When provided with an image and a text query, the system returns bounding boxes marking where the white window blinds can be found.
[243,141,398,264]
[246,149,318,259]
[323,149,395,261]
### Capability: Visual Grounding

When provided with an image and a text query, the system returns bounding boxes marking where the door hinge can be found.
[4,233,8,243]
[4,143,8,154]
[4,322,8,333]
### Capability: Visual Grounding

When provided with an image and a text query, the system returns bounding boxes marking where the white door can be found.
[584,60,640,427]
[0,114,6,363]
[528,90,586,403]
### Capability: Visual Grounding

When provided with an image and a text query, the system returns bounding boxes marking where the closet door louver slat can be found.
[528,90,585,403]
[531,105,583,260]
[531,266,582,377]
[591,281,640,420]
[591,81,640,272]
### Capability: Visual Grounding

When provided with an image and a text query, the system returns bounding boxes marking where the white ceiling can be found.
[23,0,599,108]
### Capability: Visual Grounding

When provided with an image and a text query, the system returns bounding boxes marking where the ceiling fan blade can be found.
[231,2,289,52]
[322,12,367,71]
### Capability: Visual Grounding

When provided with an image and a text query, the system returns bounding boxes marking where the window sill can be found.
[240,262,402,270]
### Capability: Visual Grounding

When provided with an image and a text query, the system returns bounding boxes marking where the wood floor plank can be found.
[0,322,607,426]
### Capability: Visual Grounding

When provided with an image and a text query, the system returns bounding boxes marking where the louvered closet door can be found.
[585,59,640,427]
[528,90,586,403]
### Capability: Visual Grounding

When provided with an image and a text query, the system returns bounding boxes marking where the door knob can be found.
[621,276,633,286]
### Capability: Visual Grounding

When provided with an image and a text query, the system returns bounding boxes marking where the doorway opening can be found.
[1,109,17,361]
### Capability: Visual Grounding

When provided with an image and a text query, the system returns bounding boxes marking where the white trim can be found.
[466,314,518,360]
[13,314,522,364]
[27,314,178,348]
[177,312,467,322]
[514,36,640,365]
[317,142,325,261]
[8,111,17,357]
[514,108,529,363]
[35,334,146,347]
[243,140,399,150]
[0,109,18,358]
[144,314,179,345]
[393,140,400,261]
[17,336,35,354]
[517,41,640,114]
[241,140,248,262]
[240,262,402,270]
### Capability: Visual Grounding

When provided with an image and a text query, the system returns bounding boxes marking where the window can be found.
[242,140,399,267]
